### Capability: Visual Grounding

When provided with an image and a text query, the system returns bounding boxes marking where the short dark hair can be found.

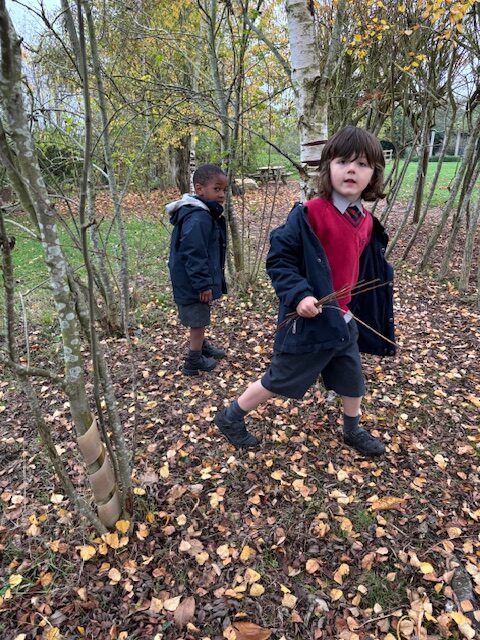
[192,164,226,186]
[318,126,385,201]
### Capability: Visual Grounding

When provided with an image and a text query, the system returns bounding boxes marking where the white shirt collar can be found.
[331,191,364,215]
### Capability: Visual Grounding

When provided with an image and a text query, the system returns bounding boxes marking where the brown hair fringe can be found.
[317,126,386,202]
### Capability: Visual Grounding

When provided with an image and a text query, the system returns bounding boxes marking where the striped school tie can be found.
[345,205,362,227]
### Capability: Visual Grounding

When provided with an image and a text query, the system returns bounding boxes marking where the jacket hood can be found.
[166,194,209,224]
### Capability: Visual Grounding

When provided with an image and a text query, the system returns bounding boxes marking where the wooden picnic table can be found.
[249,165,292,184]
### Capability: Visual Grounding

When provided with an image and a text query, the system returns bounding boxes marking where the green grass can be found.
[388,160,477,207]
[1,215,170,331]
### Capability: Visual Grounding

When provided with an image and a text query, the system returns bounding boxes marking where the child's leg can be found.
[183,325,216,375]
[189,326,205,351]
[238,380,274,411]
[342,395,362,418]
[214,379,274,449]
[341,395,385,456]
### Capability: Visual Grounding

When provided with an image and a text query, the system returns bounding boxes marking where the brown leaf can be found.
[370,496,407,511]
[231,621,272,640]
[174,596,195,628]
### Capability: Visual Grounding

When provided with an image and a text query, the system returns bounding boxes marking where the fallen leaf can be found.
[163,595,181,611]
[330,588,343,601]
[174,596,195,627]
[419,562,434,574]
[78,546,96,561]
[333,563,350,585]
[231,621,272,639]
[249,583,265,596]
[282,593,297,608]
[9,574,23,587]
[240,545,254,562]
[370,496,407,511]
[306,559,320,574]
[115,520,130,534]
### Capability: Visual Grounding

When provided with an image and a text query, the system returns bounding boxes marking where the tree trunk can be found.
[418,115,480,272]
[401,116,456,261]
[438,161,480,279]
[459,188,480,291]
[285,0,326,198]
[0,2,129,528]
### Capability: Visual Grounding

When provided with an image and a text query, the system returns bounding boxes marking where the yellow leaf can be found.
[46,629,60,640]
[50,494,64,504]
[149,596,163,614]
[330,588,343,601]
[133,487,146,495]
[39,572,53,587]
[447,526,462,539]
[282,593,297,608]
[271,470,285,481]
[306,559,320,574]
[250,583,265,596]
[244,568,261,583]
[333,563,350,585]
[419,562,434,574]
[145,400,157,410]
[103,532,120,549]
[115,520,130,534]
[216,544,231,559]
[160,465,169,479]
[163,595,181,612]
[450,612,471,625]
[195,551,209,565]
[9,574,23,587]
[240,545,254,562]
[108,567,121,583]
[78,545,96,561]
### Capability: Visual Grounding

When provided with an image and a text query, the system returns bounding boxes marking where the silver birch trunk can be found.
[0,3,129,528]
[285,0,346,199]
[286,0,327,199]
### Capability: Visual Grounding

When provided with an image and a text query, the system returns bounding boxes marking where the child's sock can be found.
[343,413,361,435]
[225,400,247,422]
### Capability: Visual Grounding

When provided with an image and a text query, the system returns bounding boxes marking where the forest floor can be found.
[1,183,479,640]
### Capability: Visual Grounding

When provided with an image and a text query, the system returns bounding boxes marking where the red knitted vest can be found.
[305,198,373,312]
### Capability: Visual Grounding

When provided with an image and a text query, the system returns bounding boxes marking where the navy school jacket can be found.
[167,194,227,305]
[266,202,396,356]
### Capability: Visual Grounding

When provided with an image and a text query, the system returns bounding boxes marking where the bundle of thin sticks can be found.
[277,278,397,348]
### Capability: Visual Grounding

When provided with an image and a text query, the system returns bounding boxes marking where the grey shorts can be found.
[261,320,365,400]
[178,302,211,328]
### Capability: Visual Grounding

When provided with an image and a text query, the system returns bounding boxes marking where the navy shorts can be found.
[178,302,211,328]
[261,320,365,400]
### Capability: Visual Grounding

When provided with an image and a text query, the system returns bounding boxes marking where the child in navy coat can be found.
[167,164,228,375]
[214,127,395,456]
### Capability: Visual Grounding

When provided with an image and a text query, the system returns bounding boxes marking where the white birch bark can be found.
[0,2,129,528]
[286,0,346,199]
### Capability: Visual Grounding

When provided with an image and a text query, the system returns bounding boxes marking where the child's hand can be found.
[199,289,213,304]
[296,296,322,318]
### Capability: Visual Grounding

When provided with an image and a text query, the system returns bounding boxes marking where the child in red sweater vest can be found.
[214,126,395,455]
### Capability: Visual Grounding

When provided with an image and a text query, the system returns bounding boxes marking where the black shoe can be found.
[343,429,385,457]
[183,352,217,376]
[202,340,226,359]
[214,408,260,449]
